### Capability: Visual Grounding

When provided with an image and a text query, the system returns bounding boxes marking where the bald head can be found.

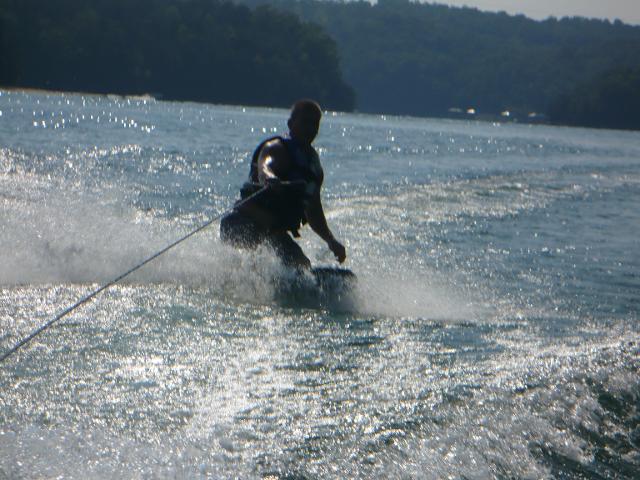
[288,99,322,145]
[290,99,322,122]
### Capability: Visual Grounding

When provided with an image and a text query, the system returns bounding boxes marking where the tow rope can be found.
[0,186,268,363]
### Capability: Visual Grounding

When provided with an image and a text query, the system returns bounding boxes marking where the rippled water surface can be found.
[1,90,639,479]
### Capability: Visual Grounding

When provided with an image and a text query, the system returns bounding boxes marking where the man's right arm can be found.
[257,140,290,184]
[234,140,289,227]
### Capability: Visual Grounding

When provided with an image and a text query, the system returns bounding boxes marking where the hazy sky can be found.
[434,0,640,25]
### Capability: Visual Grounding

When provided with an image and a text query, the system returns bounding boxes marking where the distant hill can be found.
[0,0,355,110]
[240,0,640,129]
[2,0,639,129]
[548,66,640,130]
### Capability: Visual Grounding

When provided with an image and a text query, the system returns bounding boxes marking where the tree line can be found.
[240,0,640,129]
[0,0,355,110]
[1,0,639,129]
[548,66,640,130]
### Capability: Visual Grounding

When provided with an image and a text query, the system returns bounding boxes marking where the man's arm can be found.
[257,140,290,183]
[234,141,290,226]
[306,192,346,263]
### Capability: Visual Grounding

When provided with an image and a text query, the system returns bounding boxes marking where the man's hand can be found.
[328,238,346,263]
[265,176,281,187]
[265,176,283,193]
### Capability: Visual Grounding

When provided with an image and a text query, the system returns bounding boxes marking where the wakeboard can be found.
[275,266,357,309]
[312,266,357,290]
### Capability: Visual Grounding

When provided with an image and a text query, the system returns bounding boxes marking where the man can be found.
[220,99,346,270]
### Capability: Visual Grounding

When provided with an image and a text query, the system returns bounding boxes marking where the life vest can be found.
[239,136,322,236]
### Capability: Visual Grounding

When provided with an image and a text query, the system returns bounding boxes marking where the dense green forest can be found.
[239,0,640,129]
[0,0,355,110]
[2,0,639,129]
[548,66,640,130]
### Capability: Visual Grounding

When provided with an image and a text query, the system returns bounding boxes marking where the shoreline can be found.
[2,86,637,132]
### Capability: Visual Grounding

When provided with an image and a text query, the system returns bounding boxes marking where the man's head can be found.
[288,99,322,145]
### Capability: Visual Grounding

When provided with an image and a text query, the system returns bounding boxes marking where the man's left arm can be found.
[305,192,346,263]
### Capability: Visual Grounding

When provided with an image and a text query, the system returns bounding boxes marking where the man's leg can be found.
[268,232,312,270]
[221,213,310,269]
[220,211,263,248]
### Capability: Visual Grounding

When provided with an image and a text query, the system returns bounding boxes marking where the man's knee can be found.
[220,212,262,248]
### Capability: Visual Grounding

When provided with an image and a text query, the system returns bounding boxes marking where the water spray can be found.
[0,186,268,363]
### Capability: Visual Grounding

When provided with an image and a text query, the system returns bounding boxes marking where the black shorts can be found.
[220,211,310,269]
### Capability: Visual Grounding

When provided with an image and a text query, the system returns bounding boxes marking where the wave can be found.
[1,326,637,479]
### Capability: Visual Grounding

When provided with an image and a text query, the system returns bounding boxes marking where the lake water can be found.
[1,90,638,479]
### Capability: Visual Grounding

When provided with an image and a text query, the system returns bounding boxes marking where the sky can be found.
[434,0,640,25]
